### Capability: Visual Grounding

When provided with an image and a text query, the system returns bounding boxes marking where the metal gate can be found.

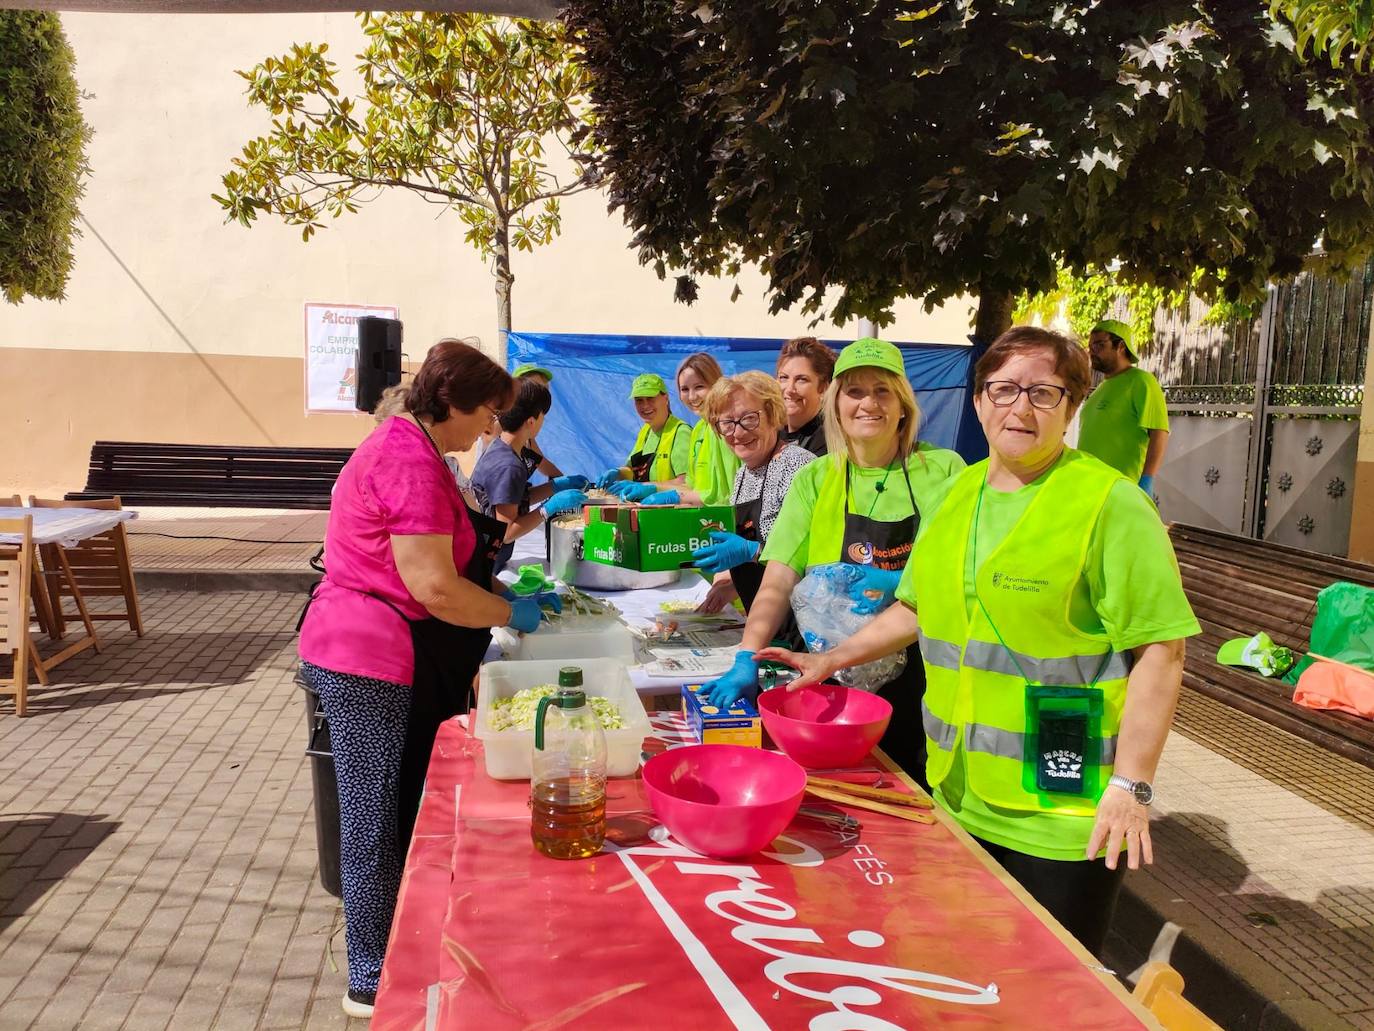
[1145,260,1372,556]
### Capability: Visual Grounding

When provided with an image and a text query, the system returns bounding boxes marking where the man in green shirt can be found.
[1077,319,1169,494]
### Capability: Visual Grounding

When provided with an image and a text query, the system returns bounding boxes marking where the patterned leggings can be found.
[300,661,411,994]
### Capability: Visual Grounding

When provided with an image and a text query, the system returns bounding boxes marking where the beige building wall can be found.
[0,12,975,499]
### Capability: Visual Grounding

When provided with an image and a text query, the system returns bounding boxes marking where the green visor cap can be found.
[1091,319,1138,359]
[1216,632,1294,678]
[834,337,906,377]
[512,363,553,381]
[630,373,668,398]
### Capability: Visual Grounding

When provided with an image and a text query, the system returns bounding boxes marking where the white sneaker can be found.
[342,989,376,1019]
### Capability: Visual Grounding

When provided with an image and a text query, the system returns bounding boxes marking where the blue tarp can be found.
[506,332,988,479]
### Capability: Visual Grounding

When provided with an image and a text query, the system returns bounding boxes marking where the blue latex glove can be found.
[551,474,589,492]
[702,650,759,708]
[530,589,563,614]
[544,489,588,518]
[1138,473,1155,496]
[640,490,680,506]
[505,596,543,634]
[596,467,625,489]
[691,530,760,575]
[500,586,518,602]
[848,565,903,615]
[609,481,657,502]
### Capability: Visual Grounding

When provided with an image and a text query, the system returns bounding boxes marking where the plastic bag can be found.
[1283,581,1374,685]
[790,563,906,693]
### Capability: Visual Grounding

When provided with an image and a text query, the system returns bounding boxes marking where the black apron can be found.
[394,501,505,853]
[782,413,827,458]
[628,445,654,482]
[730,451,802,650]
[840,458,929,788]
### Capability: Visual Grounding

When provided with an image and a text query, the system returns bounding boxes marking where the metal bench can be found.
[1169,522,1374,770]
[66,441,352,510]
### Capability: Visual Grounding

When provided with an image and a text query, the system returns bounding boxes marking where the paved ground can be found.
[125,509,326,574]
[0,520,1371,1028]
[1154,691,1374,1029]
[0,590,359,1030]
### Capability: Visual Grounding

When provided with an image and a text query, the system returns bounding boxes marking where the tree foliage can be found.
[565,1,1374,340]
[215,12,593,336]
[1272,0,1374,71]
[0,11,91,305]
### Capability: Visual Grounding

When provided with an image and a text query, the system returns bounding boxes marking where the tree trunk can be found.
[973,288,1014,345]
[494,221,513,364]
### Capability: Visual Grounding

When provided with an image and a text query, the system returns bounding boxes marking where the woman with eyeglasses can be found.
[757,327,1199,958]
[297,340,549,1018]
[688,371,816,622]
[698,338,966,779]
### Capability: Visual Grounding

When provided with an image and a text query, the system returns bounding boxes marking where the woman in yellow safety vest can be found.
[604,353,741,507]
[596,373,691,488]
[700,338,967,780]
[759,326,1199,958]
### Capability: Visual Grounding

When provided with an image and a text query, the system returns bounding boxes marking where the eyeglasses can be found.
[714,410,763,436]
[482,405,501,424]
[982,380,1069,411]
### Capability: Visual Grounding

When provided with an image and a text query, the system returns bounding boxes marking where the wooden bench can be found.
[66,441,352,510]
[1169,522,1374,770]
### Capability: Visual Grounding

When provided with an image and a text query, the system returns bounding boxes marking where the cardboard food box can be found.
[583,504,735,572]
[681,682,762,747]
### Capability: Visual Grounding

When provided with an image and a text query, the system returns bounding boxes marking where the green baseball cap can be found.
[1091,319,1138,359]
[1216,632,1294,678]
[512,363,553,381]
[629,373,668,399]
[834,338,906,378]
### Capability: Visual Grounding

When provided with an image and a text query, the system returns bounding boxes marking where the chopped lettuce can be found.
[488,685,626,732]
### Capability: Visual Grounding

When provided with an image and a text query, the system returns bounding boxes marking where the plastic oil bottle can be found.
[531,667,607,859]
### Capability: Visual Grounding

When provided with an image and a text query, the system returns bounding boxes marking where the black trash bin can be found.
[298,672,343,898]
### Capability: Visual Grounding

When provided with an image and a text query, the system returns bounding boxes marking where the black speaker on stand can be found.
[355,316,403,413]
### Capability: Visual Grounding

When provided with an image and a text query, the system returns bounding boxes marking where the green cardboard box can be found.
[583,504,736,572]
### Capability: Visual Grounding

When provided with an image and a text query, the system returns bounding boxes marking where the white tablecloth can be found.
[0,507,136,548]
[490,530,738,695]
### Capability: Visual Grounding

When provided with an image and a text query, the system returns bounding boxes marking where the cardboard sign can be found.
[303,301,399,413]
[373,716,1149,1031]
[584,505,736,572]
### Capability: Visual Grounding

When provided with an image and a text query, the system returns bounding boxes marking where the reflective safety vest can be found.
[687,418,741,507]
[631,415,687,482]
[909,450,1131,816]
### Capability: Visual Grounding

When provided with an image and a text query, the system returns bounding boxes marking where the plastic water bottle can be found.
[531,667,607,859]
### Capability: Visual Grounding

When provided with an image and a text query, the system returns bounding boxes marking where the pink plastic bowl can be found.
[641,744,807,859]
[757,683,893,769]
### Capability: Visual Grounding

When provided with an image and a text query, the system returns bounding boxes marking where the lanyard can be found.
[844,454,916,519]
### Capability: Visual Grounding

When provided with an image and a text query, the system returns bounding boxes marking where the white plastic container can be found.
[492,617,637,663]
[475,658,649,781]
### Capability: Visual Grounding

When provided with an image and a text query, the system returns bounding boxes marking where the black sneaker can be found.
[342,989,376,1018]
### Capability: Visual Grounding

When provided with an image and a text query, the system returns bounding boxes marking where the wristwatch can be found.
[1108,774,1154,806]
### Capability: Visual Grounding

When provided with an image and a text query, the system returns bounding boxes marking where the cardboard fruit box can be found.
[583,504,736,572]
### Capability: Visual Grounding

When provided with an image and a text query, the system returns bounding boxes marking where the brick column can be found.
[1349,315,1374,562]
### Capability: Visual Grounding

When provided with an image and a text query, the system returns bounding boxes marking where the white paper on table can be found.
[641,628,743,678]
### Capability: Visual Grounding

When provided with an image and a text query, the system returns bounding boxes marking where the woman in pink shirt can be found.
[298,340,547,1018]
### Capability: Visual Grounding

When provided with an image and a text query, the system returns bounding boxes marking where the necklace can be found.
[413,416,444,461]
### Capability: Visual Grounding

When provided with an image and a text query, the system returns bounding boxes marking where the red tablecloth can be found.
[373,714,1152,1030]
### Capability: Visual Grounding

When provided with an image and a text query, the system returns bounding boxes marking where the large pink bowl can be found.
[757,683,893,769]
[641,744,806,858]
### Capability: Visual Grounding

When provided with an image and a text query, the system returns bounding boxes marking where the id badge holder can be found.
[1024,686,1104,799]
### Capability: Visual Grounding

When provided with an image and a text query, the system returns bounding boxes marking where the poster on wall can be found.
[304,301,400,413]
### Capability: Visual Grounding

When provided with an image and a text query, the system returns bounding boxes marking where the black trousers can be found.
[973,836,1127,957]
[876,642,928,791]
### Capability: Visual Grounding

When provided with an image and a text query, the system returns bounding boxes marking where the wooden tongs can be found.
[804,776,935,825]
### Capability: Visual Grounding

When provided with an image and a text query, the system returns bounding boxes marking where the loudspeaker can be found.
[355,316,403,413]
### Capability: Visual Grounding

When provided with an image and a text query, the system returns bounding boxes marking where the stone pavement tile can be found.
[1150,689,1374,1022]
[260,976,316,1029]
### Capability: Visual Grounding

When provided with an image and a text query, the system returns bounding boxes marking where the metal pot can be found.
[548,520,681,591]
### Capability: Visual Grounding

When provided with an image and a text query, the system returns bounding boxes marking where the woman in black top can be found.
[776,336,837,457]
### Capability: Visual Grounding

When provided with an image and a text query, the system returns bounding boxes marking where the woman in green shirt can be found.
[700,338,966,779]
[596,373,691,488]
[758,326,1199,957]
[607,353,741,507]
